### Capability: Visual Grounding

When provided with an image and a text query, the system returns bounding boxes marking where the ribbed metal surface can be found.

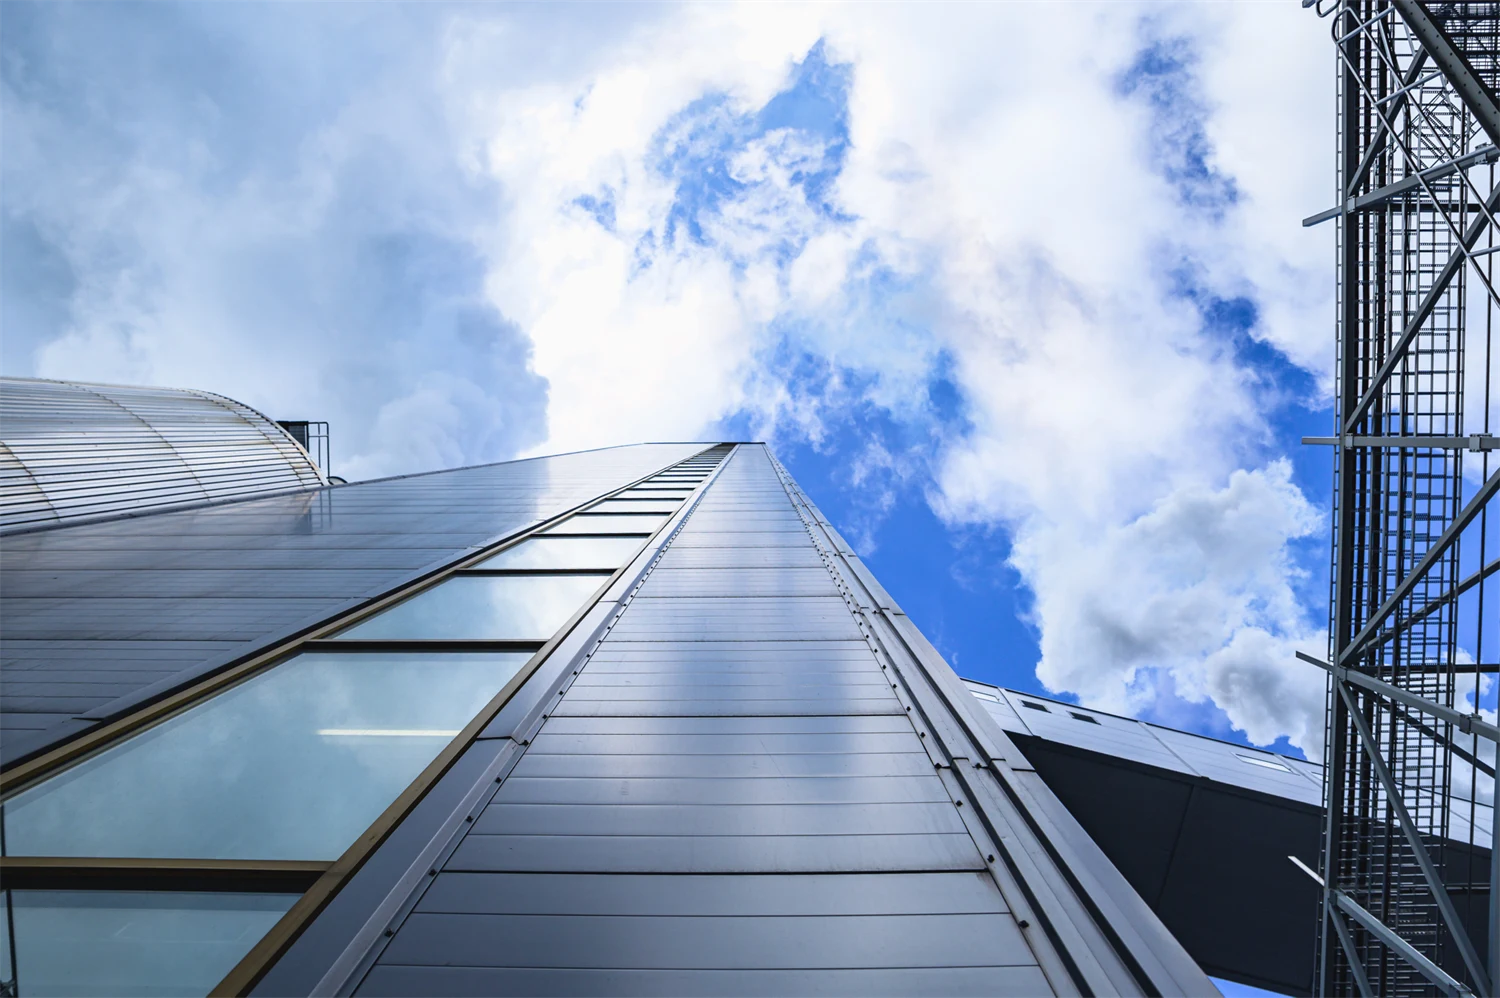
[0,377,326,532]
[352,446,1063,997]
[0,443,704,764]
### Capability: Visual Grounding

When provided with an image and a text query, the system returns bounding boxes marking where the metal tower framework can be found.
[1305,2,1500,994]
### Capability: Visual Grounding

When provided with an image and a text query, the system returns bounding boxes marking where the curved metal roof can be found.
[0,376,325,533]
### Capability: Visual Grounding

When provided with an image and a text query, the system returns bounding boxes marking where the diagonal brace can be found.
[1342,465,1500,661]
[1299,652,1500,743]
[1337,682,1492,993]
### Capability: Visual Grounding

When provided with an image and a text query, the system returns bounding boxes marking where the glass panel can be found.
[333,574,602,641]
[1,652,528,860]
[0,890,295,997]
[588,500,681,515]
[471,535,643,571]
[543,514,666,536]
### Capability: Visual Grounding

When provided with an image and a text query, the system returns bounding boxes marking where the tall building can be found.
[0,386,1231,997]
[8,376,1483,996]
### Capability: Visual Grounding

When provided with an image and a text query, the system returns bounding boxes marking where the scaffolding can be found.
[1304,1,1500,994]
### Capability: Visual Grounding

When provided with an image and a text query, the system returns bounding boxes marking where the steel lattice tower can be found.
[1304,1,1500,994]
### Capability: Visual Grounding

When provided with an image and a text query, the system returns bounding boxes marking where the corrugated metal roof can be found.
[0,377,326,532]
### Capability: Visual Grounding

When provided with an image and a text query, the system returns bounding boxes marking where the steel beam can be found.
[1393,0,1500,147]
[1305,146,1500,227]
[1334,886,1477,997]
[1304,434,1499,450]
[1355,555,1500,651]
[1337,683,1492,993]
[1299,652,1500,743]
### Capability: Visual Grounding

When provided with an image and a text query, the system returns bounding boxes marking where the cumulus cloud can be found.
[1,3,554,477]
[1017,461,1326,750]
[2,2,1338,750]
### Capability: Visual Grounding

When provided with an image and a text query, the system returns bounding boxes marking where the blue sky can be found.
[1,2,1344,759]
[14,13,1500,995]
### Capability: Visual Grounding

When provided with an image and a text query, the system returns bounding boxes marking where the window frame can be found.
[0,446,730,998]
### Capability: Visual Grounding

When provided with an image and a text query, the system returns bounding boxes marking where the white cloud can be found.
[3,1,1339,750]
[1013,461,1325,749]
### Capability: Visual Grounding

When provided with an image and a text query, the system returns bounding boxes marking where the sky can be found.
[2,1,1344,761]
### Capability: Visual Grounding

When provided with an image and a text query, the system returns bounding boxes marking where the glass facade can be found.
[0,447,718,996]
[2,652,529,860]
[332,575,605,642]
[0,891,296,997]
[542,513,666,536]
[471,535,645,571]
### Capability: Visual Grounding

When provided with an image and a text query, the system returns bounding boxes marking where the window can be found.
[332,575,603,641]
[588,499,681,515]
[470,535,644,571]
[1020,701,1051,713]
[0,891,297,998]
[1235,753,1294,773]
[1069,712,1100,724]
[543,513,666,536]
[970,690,999,703]
[2,651,529,860]
[0,450,727,996]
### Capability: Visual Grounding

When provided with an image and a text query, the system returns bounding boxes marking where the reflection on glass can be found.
[589,500,681,515]
[471,536,643,571]
[0,890,294,997]
[543,514,666,536]
[1,652,527,860]
[334,575,602,641]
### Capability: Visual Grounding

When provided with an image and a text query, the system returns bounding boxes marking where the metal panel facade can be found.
[326,445,1215,997]
[352,446,1056,996]
[2,440,1225,996]
[0,443,703,764]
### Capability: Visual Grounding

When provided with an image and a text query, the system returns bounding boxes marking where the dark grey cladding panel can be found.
[585,639,874,661]
[472,802,967,836]
[666,531,815,549]
[488,776,949,806]
[446,832,987,874]
[378,912,1030,970]
[0,443,703,760]
[0,711,73,730]
[605,597,865,642]
[656,546,824,569]
[554,697,905,717]
[1,569,401,600]
[357,965,1055,997]
[635,567,840,598]
[676,517,807,532]
[0,547,460,570]
[416,871,1005,915]
[508,750,933,779]
[522,730,920,753]
[2,597,347,641]
[2,639,237,670]
[535,714,916,735]
[359,446,1054,994]
[577,673,883,690]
